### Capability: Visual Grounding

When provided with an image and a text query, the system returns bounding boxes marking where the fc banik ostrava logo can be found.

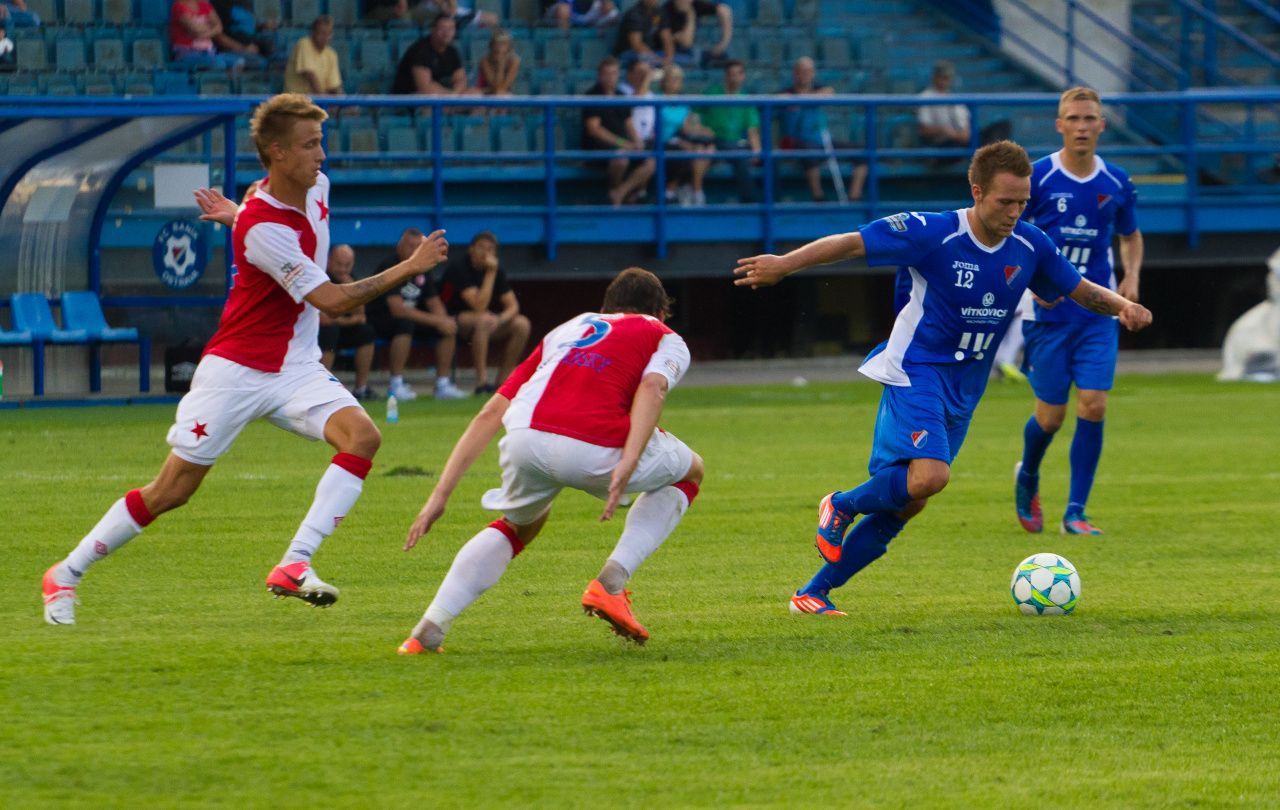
[153,220,207,290]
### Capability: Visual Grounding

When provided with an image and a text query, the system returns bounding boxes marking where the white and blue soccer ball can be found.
[1010,553,1081,615]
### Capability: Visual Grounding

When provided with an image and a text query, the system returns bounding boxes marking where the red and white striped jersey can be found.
[203,174,332,373]
[497,312,690,448]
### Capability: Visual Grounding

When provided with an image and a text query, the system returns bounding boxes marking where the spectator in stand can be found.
[438,231,531,394]
[0,0,40,28]
[656,64,715,206]
[211,0,279,68]
[476,28,521,96]
[583,56,655,207]
[613,0,666,67]
[618,58,656,145]
[318,245,378,401]
[170,0,246,71]
[542,0,618,29]
[367,228,469,402]
[365,0,408,23]
[0,24,15,71]
[663,0,730,67]
[284,16,343,95]
[699,59,760,202]
[916,60,1011,155]
[412,0,497,29]
[391,14,475,95]
[779,56,866,202]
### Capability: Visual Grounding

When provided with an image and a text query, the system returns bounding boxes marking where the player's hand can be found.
[733,254,790,288]
[194,187,239,227]
[1032,292,1062,310]
[600,461,638,522]
[409,229,449,273]
[1117,275,1140,302]
[404,496,446,551]
[1118,301,1152,332]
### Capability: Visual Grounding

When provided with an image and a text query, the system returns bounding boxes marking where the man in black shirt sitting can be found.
[391,14,473,95]
[582,56,655,207]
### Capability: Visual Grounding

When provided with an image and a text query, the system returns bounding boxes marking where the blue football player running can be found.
[1015,87,1143,535]
[733,141,1152,616]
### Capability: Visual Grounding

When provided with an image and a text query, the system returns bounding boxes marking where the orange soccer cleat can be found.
[397,637,443,655]
[266,561,339,607]
[581,579,649,644]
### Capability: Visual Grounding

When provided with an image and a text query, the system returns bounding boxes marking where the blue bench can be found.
[9,292,150,396]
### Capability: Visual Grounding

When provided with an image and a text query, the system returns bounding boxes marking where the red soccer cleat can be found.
[397,637,443,655]
[788,590,847,617]
[581,579,649,644]
[266,561,339,607]
[816,492,854,563]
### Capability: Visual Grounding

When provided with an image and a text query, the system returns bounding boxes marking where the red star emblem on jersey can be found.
[191,421,209,440]
[317,198,329,221]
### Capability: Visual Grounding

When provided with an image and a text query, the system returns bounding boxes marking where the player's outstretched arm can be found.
[193,182,261,227]
[404,394,511,550]
[733,232,865,288]
[308,229,449,317]
[601,373,669,522]
[1069,278,1153,331]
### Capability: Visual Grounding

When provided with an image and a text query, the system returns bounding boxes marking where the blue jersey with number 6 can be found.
[859,210,1080,388]
[1023,152,1138,324]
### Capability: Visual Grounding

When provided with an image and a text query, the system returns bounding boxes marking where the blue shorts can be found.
[867,370,976,476]
[1022,318,1119,405]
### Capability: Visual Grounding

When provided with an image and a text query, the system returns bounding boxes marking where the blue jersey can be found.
[859,209,1080,391]
[1023,151,1138,324]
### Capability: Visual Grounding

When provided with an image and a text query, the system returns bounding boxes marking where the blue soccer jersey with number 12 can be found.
[859,210,1081,392]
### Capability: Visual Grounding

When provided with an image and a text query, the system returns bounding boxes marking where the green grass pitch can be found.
[3,374,1278,807]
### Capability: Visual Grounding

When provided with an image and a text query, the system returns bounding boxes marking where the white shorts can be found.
[166,355,360,466]
[481,427,694,525]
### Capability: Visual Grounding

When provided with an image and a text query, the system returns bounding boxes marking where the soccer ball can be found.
[1010,553,1081,615]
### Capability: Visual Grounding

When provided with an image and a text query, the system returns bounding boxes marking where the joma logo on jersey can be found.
[911,430,928,448]
[952,260,980,272]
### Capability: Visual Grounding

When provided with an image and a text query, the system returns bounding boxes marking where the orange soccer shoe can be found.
[816,492,855,564]
[397,637,443,655]
[266,561,339,607]
[581,579,649,644]
[42,564,78,625]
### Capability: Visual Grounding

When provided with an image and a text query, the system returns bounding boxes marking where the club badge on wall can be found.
[153,220,207,290]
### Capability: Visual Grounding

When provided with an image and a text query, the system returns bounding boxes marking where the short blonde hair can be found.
[1058,86,1101,116]
[968,139,1032,192]
[249,93,328,168]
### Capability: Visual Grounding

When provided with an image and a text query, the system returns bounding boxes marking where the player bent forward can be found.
[734,141,1152,617]
[41,93,450,625]
[398,267,703,652]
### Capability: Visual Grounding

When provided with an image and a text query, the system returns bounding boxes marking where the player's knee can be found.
[898,498,928,521]
[911,466,949,498]
[683,452,704,485]
[1037,410,1066,433]
[1077,399,1106,422]
[513,314,531,336]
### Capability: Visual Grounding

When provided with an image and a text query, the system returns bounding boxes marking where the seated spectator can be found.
[779,56,866,202]
[656,64,715,206]
[412,0,497,29]
[582,56,655,206]
[542,0,618,29]
[318,245,378,401]
[211,0,279,68]
[658,0,705,68]
[699,59,760,202]
[367,228,468,401]
[391,15,475,95]
[613,0,666,67]
[684,0,732,67]
[476,28,520,96]
[438,231,531,394]
[170,0,245,71]
[0,0,40,28]
[0,24,14,71]
[365,0,408,23]
[618,58,655,144]
[284,16,343,95]
[916,60,1011,154]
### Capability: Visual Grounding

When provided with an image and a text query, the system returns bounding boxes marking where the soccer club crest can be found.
[1096,193,1113,208]
[910,430,928,448]
[152,220,207,290]
[1003,265,1022,286]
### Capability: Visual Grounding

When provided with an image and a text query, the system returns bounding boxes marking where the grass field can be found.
[3,374,1279,808]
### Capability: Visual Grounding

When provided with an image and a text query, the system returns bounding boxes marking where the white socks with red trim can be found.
[282,453,371,565]
[421,522,519,634]
[57,489,154,587]
[605,482,698,585]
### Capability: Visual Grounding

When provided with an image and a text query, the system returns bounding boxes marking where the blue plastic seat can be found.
[60,291,152,394]
[11,294,87,344]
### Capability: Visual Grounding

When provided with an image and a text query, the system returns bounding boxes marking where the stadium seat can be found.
[578,38,607,69]
[292,0,320,24]
[360,40,392,72]
[103,0,132,24]
[131,38,165,69]
[47,78,80,95]
[64,0,95,24]
[541,37,572,69]
[24,0,55,24]
[792,0,818,23]
[754,0,783,24]
[83,75,118,95]
[784,36,814,64]
[17,39,49,71]
[197,74,233,95]
[329,0,358,26]
[819,36,851,68]
[60,291,152,395]
[10,294,90,398]
[94,37,126,71]
[509,0,538,25]
[240,75,271,94]
[496,120,530,154]
[385,125,420,154]
[457,120,492,154]
[55,37,88,71]
[254,0,282,23]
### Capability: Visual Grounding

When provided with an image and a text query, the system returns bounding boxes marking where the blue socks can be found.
[1067,417,1103,515]
[801,513,908,594]
[831,465,911,516]
[1021,415,1055,483]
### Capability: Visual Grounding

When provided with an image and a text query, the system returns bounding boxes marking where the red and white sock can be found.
[58,489,154,586]
[606,482,698,579]
[282,453,371,565]
[422,521,523,633]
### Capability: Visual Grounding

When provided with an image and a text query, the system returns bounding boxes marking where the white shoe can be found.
[676,185,694,207]
[692,189,707,206]
[388,381,418,401]
[434,380,468,400]
[42,565,77,625]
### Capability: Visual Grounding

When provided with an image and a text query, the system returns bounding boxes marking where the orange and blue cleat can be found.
[816,492,855,564]
[581,579,649,644]
[266,561,340,607]
[397,637,443,655]
[1062,511,1103,535]
[789,590,847,616]
[1014,462,1043,534]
